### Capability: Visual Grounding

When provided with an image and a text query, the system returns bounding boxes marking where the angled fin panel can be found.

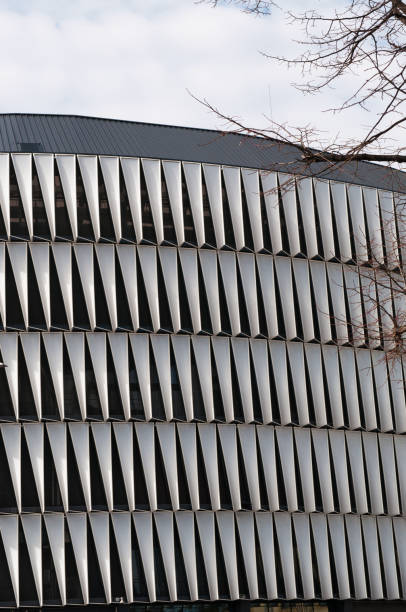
[56,155,77,239]
[250,339,272,424]
[23,424,44,511]
[154,512,177,601]
[211,337,233,423]
[241,168,263,252]
[274,256,296,340]
[231,338,253,423]
[347,184,368,263]
[182,162,205,247]
[132,512,156,601]
[0,154,10,237]
[237,253,259,337]
[236,512,258,599]
[255,513,277,599]
[304,344,327,426]
[327,263,348,344]
[339,347,361,429]
[273,513,296,599]
[108,333,130,420]
[42,333,64,419]
[175,512,198,600]
[256,255,278,338]
[21,514,42,605]
[134,423,156,510]
[328,515,351,599]
[111,512,133,602]
[69,423,91,511]
[0,515,18,604]
[77,155,100,240]
[275,427,297,511]
[52,244,73,329]
[223,166,244,250]
[120,157,142,240]
[331,181,352,261]
[269,341,291,425]
[292,259,314,342]
[346,431,368,514]
[0,244,5,327]
[34,153,56,240]
[137,246,159,332]
[238,424,260,510]
[177,424,199,510]
[141,159,163,243]
[218,252,240,336]
[287,343,310,426]
[44,514,66,605]
[171,336,193,421]
[87,333,108,419]
[191,336,214,422]
[7,243,28,327]
[29,243,50,329]
[116,245,139,330]
[314,178,335,260]
[195,511,218,600]
[293,428,315,512]
[162,161,185,244]
[309,261,331,343]
[218,424,241,510]
[150,334,173,420]
[322,345,344,428]
[91,423,113,510]
[362,432,384,515]
[158,247,180,332]
[89,513,111,603]
[198,250,221,335]
[202,164,224,248]
[216,511,239,600]
[328,430,351,514]
[0,333,18,417]
[129,334,151,421]
[0,424,21,512]
[11,154,33,238]
[260,171,282,253]
[113,423,134,510]
[20,333,41,419]
[95,245,117,330]
[156,423,179,510]
[311,429,334,513]
[279,174,300,256]
[99,156,121,242]
[66,513,88,604]
[73,244,95,330]
[179,248,201,334]
[64,333,86,420]
[197,424,220,510]
[345,516,367,599]
[292,514,315,599]
[46,423,68,511]
[309,514,333,600]
[297,177,317,258]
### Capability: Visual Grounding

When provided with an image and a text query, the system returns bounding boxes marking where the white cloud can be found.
[0,0,386,145]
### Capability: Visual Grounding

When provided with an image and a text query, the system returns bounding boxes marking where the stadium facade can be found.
[0,114,405,611]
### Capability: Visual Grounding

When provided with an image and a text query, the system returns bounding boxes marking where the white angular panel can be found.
[331,181,352,261]
[361,516,383,600]
[111,512,133,602]
[132,512,156,601]
[8,243,28,327]
[379,434,400,516]
[0,333,18,416]
[171,335,193,421]
[237,253,259,337]
[231,338,254,423]
[364,187,384,264]
[329,430,351,514]
[20,333,41,419]
[223,166,244,250]
[380,190,398,269]
[216,511,239,600]
[211,337,233,422]
[328,515,351,599]
[275,427,297,512]
[150,334,172,420]
[0,244,5,327]
[371,351,393,432]
[309,261,332,343]
[89,513,111,603]
[256,255,278,338]
[255,513,277,599]
[250,339,272,424]
[176,512,198,600]
[23,424,44,511]
[274,513,296,599]
[238,425,260,510]
[256,426,279,510]
[116,245,139,330]
[162,160,185,244]
[99,156,121,241]
[197,424,220,510]
[314,179,335,259]
[73,244,95,330]
[348,184,367,262]
[56,155,77,239]
[241,168,263,252]
[154,512,177,601]
[292,259,314,341]
[390,356,406,433]
[346,431,368,514]
[158,247,180,332]
[274,256,297,339]
[202,164,224,248]
[218,424,241,510]
[95,244,117,330]
[66,513,88,604]
[11,153,33,238]
[236,512,258,599]
[0,424,21,511]
[292,514,314,599]
[269,341,291,425]
[294,428,315,512]
[29,243,50,328]
[0,515,18,604]
[134,423,156,510]
[87,333,108,420]
[395,436,406,514]
[360,268,380,349]
[297,177,318,258]
[141,159,163,243]
[137,246,159,332]
[177,424,199,510]
[327,263,348,344]
[260,171,282,253]
[156,423,179,510]
[113,423,134,510]
[64,332,86,420]
[44,514,66,604]
[69,423,91,511]
[21,514,42,605]
[393,517,406,596]
[0,154,10,237]
[344,266,364,346]
[77,155,100,240]
[52,244,73,329]
[199,250,221,335]
[109,333,130,420]
[305,344,327,426]
[191,336,214,422]
[356,349,377,431]
[377,516,399,598]
[195,511,218,600]
[310,514,333,600]
[279,175,300,255]
[91,423,113,510]
[218,251,240,336]
[339,347,361,429]
[312,429,334,513]
[179,248,201,333]
[46,423,68,511]
[34,153,55,239]
[120,157,142,241]
[129,334,151,421]
[182,162,205,247]
[322,346,344,428]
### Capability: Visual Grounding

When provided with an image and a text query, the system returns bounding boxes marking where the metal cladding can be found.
[0,137,405,608]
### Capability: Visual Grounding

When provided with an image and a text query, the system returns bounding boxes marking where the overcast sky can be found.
[0,0,376,143]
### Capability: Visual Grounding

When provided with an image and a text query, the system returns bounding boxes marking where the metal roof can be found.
[0,113,405,192]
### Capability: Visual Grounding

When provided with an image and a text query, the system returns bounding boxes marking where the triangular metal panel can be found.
[0,515,18,604]
[292,514,314,599]
[29,243,50,328]
[179,248,201,333]
[371,351,393,432]
[344,267,364,346]
[111,512,133,602]
[156,423,179,510]
[7,243,28,327]
[361,516,383,599]
[113,423,134,510]
[0,333,18,417]
[211,337,233,422]
[393,518,406,597]
[108,333,130,420]
[377,516,399,598]
[378,434,399,516]
[195,511,218,600]
[326,263,348,344]
[279,175,300,255]
[150,334,172,420]
[274,256,296,340]
[250,339,272,424]
[347,184,368,262]
[231,338,253,423]
[11,154,33,238]
[87,333,108,420]
[311,429,334,513]
[175,512,198,600]
[158,247,180,332]
[241,168,263,252]
[73,244,95,330]
[182,162,205,247]
[116,245,139,330]
[52,244,73,329]
[314,178,335,259]
[191,336,214,421]
[327,515,351,599]
[129,334,151,420]
[238,425,260,510]
[286,343,310,426]
[395,436,406,514]
[34,153,55,239]
[21,514,42,605]
[260,171,282,253]
[275,427,297,512]
[197,424,220,510]
[339,347,361,429]
[236,512,258,599]
[162,161,185,244]
[322,345,344,428]
[379,190,398,269]
[256,426,279,510]
[309,261,331,343]
[218,424,241,510]
[0,425,21,512]
[44,514,66,604]
[198,250,221,335]
[154,512,177,601]
[20,333,41,419]
[141,159,163,243]
[237,253,259,337]
[330,181,352,261]
[134,423,156,510]
[223,166,244,250]
[256,255,278,338]
[269,341,291,425]
[309,514,333,600]
[0,154,10,237]
[328,430,351,514]
[216,511,239,600]
[202,164,224,248]
[69,423,91,511]
[77,155,100,240]
[346,431,368,514]
[55,155,77,239]
[274,513,296,599]
[297,177,317,258]
[292,259,314,342]
[0,244,5,327]
[390,356,406,433]
[99,156,121,242]
[66,513,88,604]
[46,423,68,511]
[355,349,377,430]
[23,424,44,511]
[137,246,159,332]
[91,423,113,510]
[293,428,315,512]
[89,513,111,603]
[64,333,86,420]
[132,512,155,601]
[95,245,117,330]
[171,335,193,421]
[255,512,277,599]
[363,187,384,265]
[177,424,199,510]
[120,157,142,241]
